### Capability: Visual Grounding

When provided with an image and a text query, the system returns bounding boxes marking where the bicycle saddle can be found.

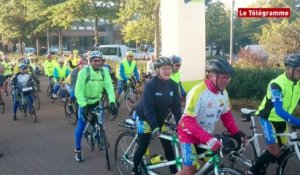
[241,108,257,122]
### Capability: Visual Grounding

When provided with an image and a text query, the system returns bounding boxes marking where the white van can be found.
[99,45,128,61]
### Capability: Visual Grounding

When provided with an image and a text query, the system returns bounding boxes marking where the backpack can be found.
[85,66,105,85]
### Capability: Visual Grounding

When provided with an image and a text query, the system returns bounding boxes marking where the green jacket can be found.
[75,66,115,107]
[257,73,300,122]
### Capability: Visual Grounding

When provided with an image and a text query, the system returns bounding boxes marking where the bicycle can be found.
[83,101,111,171]
[226,108,300,175]
[114,119,242,175]
[118,77,141,112]
[14,86,37,123]
[101,90,118,121]
[64,97,78,125]
[0,87,5,113]
[47,78,67,104]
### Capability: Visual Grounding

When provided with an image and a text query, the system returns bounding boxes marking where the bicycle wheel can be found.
[227,140,258,172]
[33,92,40,110]
[102,93,118,121]
[206,167,242,175]
[277,150,299,175]
[84,128,95,151]
[125,89,140,112]
[64,98,78,125]
[28,99,37,123]
[114,130,137,175]
[47,85,55,103]
[0,96,5,113]
[99,125,111,170]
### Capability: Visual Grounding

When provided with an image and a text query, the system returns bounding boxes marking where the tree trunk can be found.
[154,0,161,58]
[47,27,50,54]
[36,35,40,56]
[94,16,99,47]
[19,38,23,55]
[58,29,63,56]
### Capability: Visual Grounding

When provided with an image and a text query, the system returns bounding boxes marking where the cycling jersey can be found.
[257,73,300,122]
[177,79,239,144]
[171,72,186,97]
[135,76,182,130]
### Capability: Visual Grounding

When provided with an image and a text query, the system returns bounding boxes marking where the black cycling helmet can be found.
[170,55,182,64]
[89,50,103,60]
[284,53,300,67]
[154,57,173,69]
[205,59,234,75]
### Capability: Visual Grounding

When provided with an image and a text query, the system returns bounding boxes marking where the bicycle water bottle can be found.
[150,154,163,164]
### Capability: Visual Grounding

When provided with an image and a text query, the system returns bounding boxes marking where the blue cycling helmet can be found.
[19,63,28,70]
[284,53,300,67]
[170,55,182,64]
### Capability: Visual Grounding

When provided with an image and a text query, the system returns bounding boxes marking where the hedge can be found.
[227,67,284,100]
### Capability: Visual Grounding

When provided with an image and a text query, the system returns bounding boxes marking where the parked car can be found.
[98,45,128,61]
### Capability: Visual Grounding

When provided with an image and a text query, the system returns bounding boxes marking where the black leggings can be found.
[133,133,177,174]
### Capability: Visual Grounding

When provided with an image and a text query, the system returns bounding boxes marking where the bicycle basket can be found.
[221,136,236,155]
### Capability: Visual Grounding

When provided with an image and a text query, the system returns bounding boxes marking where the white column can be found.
[161,0,206,91]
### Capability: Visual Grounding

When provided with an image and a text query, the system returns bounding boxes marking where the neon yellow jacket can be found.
[75,66,116,107]
[44,60,58,77]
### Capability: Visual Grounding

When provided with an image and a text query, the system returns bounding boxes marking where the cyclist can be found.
[65,59,88,109]
[0,63,5,94]
[74,50,118,162]
[11,63,34,121]
[3,55,13,96]
[176,59,246,175]
[52,58,70,99]
[67,49,80,69]
[146,54,156,78]
[170,55,186,99]
[132,57,182,175]
[245,53,300,175]
[22,58,40,91]
[43,53,58,82]
[116,51,140,100]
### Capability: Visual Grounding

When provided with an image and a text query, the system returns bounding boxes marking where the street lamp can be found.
[229,0,235,64]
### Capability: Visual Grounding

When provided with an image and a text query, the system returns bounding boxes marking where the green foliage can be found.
[115,0,157,45]
[227,67,283,100]
[257,19,300,65]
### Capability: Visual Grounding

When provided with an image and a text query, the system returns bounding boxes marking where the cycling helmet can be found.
[22,58,30,65]
[205,59,234,75]
[170,55,182,64]
[154,57,173,69]
[19,63,28,69]
[284,53,300,67]
[126,51,134,57]
[89,50,103,60]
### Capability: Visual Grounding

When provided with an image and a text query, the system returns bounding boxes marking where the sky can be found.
[220,0,258,9]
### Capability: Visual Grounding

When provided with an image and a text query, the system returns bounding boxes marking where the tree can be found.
[205,0,230,55]
[258,19,300,66]
[115,0,157,48]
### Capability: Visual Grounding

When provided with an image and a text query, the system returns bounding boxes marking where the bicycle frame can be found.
[233,112,300,168]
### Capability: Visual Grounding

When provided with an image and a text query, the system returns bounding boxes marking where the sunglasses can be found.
[174,64,181,67]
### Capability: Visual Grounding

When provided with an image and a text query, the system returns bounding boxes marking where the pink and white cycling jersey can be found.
[178,80,239,144]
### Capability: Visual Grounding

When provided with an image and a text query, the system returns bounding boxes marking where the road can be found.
[0,76,293,175]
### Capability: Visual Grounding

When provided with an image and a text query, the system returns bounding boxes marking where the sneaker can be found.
[75,149,83,162]
[52,94,58,98]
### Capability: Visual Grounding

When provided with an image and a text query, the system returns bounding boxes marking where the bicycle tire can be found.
[28,98,37,123]
[0,96,5,113]
[227,140,258,172]
[47,85,55,103]
[100,126,111,171]
[125,89,140,112]
[277,150,299,175]
[64,98,78,125]
[206,167,242,175]
[102,92,117,121]
[84,129,95,151]
[114,130,137,175]
[33,92,40,110]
